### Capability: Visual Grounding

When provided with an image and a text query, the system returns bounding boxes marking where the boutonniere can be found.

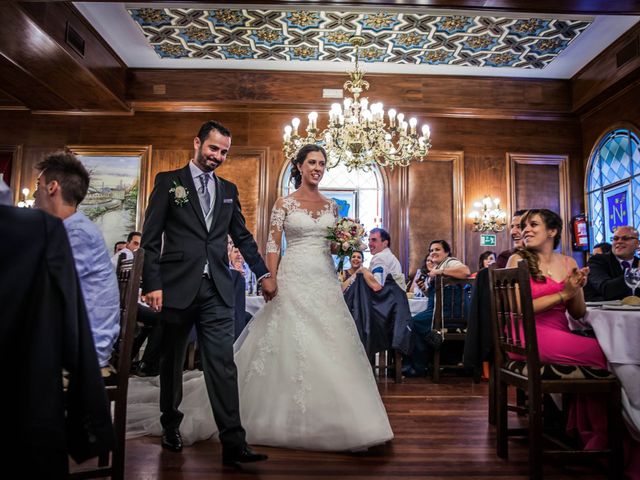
[169,181,189,206]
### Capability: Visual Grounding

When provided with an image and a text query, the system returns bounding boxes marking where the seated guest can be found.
[229,243,257,294]
[505,210,637,464]
[495,209,527,268]
[403,240,471,377]
[584,225,640,301]
[470,250,496,278]
[592,241,612,255]
[340,250,364,286]
[33,152,120,377]
[0,199,113,476]
[408,254,435,296]
[368,227,405,290]
[113,240,126,255]
[110,230,141,268]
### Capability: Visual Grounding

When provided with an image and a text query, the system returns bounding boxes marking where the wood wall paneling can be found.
[507,153,571,254]
[404,152,465,277]
[0,145,24,205]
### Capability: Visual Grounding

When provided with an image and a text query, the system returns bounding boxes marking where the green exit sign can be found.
[480,234,496,247]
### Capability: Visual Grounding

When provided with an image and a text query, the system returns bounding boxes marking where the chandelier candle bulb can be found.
[291,117,300,135]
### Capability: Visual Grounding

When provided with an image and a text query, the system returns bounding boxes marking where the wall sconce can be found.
[469,195,507,232]
[18,187,34,208]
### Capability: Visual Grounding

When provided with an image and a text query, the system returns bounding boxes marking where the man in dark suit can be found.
[584,225,639,301]
[141,120,277,465]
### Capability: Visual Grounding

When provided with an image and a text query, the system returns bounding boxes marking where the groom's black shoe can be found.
[161,428,183,452]
[222,445,268,466]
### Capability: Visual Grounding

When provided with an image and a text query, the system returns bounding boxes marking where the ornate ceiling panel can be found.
[128,8,591,69]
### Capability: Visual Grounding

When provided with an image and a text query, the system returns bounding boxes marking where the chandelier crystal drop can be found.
[282,36,431,171]
[469,196,507,233]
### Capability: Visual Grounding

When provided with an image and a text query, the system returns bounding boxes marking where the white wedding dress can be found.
[126,196,393,451]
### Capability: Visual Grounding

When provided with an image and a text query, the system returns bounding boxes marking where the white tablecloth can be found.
[582,307,640,439]
[245,295,429,317]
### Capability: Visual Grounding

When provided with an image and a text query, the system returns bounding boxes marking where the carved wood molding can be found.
[506,152,571,254]
[66,144,152,230]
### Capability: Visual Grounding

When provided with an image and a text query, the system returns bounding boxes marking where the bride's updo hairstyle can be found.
[290,144,327,189]
[516,208,563,282]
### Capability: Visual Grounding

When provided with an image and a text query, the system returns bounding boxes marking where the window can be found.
[586,128,640,247]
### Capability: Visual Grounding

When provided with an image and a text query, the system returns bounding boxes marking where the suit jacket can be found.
[583,252,639,301]
[343,274,413,356]
[0,207,113,477]
[142,164,268,309]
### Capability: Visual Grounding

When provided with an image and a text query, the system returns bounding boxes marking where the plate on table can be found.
[599,304,640,311]
[586,300,622,307]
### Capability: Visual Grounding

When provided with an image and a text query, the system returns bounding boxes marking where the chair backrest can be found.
[487,260,541,378]
[433,275,475,330]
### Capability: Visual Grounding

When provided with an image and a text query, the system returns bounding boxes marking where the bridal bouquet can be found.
[326,217,367,272]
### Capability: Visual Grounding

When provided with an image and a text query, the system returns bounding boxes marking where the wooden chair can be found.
[70,249,144,480]
[488,261,623,480]
[373,349,403,384]
[431,275,475,382]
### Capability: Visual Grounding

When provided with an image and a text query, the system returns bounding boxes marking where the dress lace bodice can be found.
[266,196,338,255]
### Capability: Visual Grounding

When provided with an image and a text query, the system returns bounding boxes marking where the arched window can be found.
[280,162,384,265]
[586,128,640,247]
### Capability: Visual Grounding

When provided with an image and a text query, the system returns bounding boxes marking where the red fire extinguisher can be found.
[571,214,589,251]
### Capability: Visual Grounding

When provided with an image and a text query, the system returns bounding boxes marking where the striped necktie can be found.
[198,173,211,215]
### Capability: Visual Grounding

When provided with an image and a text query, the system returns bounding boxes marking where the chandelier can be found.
[282,36,431,171]
[469,196,507,232]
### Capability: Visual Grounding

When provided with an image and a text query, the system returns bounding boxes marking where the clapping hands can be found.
[562,266,589,299]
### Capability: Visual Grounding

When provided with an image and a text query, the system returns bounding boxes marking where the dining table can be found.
[575,304,640,439]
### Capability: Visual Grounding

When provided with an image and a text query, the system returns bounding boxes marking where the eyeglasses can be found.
[612,235,639,242]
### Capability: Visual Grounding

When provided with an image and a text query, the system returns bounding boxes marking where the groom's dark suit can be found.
[142,163,269,450]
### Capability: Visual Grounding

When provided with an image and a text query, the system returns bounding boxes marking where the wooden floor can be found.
[123,376,607,479]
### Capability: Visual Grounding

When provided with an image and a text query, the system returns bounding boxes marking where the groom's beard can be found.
[196,149,221,172]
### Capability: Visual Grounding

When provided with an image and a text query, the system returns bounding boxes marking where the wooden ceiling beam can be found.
[0,2,130,113]
[17,0,640,15]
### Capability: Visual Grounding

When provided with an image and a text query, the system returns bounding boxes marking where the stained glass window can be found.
[586,128,640,247]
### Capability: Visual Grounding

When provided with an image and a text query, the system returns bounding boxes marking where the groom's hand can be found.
[261,277,278,302]
[146,290,163,312]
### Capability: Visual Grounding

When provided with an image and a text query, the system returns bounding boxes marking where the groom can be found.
[141,120,276,464]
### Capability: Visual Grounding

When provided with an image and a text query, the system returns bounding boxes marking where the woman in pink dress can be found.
[507,209,638,479]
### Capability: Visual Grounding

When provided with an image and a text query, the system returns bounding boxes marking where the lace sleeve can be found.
[266,197,286,255]
[331,199,339,219]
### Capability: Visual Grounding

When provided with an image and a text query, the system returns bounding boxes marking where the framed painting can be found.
[321,188,357,219]
[67,145,151,252]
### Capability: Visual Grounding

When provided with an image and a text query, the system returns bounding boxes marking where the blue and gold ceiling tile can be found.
[222,44,253,59]
[435,16,475,34]
[170,9,209,28]
[322,47,354,62]
[250,28,285,46]
[323,12,360,31]
[209,9,247,28]
[358,47,386,62]
[530,37,569,55]
[190,45,224,60]
[129,8,173,28]
[361,12,399,31]
[460,34,499,53]
[421,49,456,65]
[177,26,216,46]
[484,52,520,67]
[289,46,321,61]
[324,30,353,48]
[254,45,288,60]
[387,49,422,64]
[284,11,322,30]
[154,43,190,58]
[508,18,549,38]
[392,32,428,50]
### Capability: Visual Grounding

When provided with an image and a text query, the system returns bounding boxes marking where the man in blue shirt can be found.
[33,152,120,375]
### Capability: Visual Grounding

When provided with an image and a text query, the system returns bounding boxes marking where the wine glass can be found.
[624,267,640,296]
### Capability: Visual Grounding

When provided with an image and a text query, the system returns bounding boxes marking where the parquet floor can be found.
[122,376,607,479]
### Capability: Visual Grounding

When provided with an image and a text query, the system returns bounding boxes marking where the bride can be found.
[127,144,393,451]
